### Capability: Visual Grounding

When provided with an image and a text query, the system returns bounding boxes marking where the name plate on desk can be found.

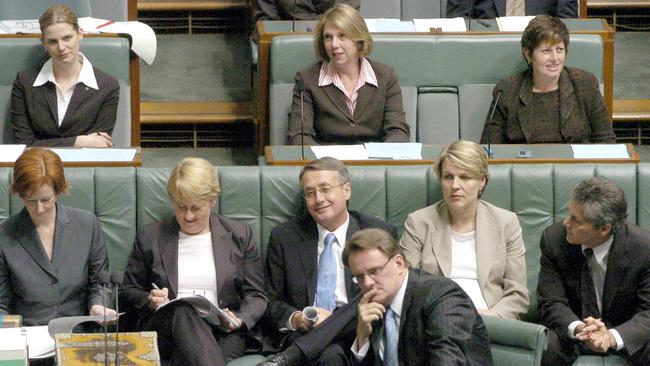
[55,332,160,366]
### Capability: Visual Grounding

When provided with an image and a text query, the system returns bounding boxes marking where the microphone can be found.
[98,271,111,366]
[467,0,476,32]
[485,90,502,159]
[291,0,298,32]
[295,78,306,160]
[110,271,124,366]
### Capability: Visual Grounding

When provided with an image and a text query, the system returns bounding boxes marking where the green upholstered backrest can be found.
[0,36,132,146]
[268,33,604,146]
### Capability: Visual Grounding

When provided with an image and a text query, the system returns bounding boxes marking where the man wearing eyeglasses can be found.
[259,157,397,366]
[346,228,492,365]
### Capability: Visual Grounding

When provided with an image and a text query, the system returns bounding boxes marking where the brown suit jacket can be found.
[10,66,119,147]
[120,214,268,331]
[287,58,409,145]
[254,0,360,21]
[480,67,615,144]
[400,200,529,319]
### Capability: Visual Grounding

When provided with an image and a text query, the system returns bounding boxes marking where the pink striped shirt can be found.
[318,57,378,115]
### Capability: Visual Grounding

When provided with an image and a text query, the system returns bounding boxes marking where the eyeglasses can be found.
[302,183,346,200]
[352,255,395,284]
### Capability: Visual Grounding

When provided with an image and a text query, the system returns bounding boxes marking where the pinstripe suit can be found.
[354,268,492,365]
[10,66,119,147]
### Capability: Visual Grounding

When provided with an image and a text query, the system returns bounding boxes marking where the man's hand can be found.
[75,132,113,147]
[575,317,616,353]
[219,308,243,333]
[356,289,385,350]
[147,287,169,310]
[290,307,332,331]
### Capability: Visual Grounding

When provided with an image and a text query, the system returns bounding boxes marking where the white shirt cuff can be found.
[282,311,301,332]
[351,338,369,361]
[610,329,624,351]
[568,321,583,339]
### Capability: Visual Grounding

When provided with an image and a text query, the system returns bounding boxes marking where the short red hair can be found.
[11,148,69,198]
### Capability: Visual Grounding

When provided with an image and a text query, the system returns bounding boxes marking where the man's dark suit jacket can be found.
[447,0,578,19]
[0,205,108,326]
[10,66,119,147]
[254,0,359,22]
[355,268,493,365]
[537,221,650,356]
[264,211,397,338]
[480,67,615,144]
[120,214,268,332]
[287,59,409,145]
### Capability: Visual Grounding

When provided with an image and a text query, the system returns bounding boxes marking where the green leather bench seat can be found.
[0,36,132,146]
[2,163,647,366]
[269,33,603,145]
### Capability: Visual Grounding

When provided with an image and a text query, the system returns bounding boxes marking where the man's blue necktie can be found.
[315,233,337,311]
[383,307,398,366]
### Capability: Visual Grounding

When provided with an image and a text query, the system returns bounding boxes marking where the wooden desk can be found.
[0,147,142,167]
[255,19,615,155]
[265,144,639,165]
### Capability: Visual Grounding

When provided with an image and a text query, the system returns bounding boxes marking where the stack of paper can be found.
[0,328,28,365]
[0,145,26,163]
[364,19,416,32]
[496,16,535,31]
[310,143,423,160]
[571,144,630,159]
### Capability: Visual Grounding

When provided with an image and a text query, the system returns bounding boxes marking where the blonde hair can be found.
[167,158,220,204]
[434,140,489,183]
[313,3,373,62]
[39,4,80,35]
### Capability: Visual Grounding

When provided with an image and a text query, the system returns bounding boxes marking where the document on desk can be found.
[0,327,28,362]
[496,16,535,31]
[365,143,422,160]
[571,144,630,159]
[311,145,369,160]
[0,144,26,162]
[24,326,55,359]
[49,148,137,162]
[413,18,467,32]
[0,19,40,34]
[364,18,416,32]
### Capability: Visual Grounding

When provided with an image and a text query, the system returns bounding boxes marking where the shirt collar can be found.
[33,52,98,90]
[388,271,409,317]
[317,57,378,88]
[582,235,614,265]
[316,211,350,249]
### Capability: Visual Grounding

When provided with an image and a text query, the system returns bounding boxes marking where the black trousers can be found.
[144,302,246,366]
[544,328,650,366]
[289,295,360,365]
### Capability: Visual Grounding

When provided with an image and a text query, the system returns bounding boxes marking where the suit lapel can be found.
[558,69,576,132]
[209,215,233,298]
[352,83,375,121]
[345,214,361,297]
[602,230,630,315]
[297,221,319,305]
[40,84,59,128]
[430,204,452,276]
[14,209,56,278]
[61,83,93,128]
[517,71,538,143]
[475,203,499,290]
[50,205,74,271]
[159,219,180,298]
[322,84,354,121]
